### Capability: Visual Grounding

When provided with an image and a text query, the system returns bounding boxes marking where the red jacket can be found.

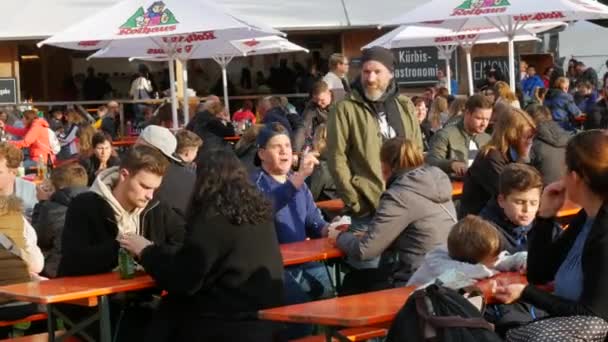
[6,118,54,163]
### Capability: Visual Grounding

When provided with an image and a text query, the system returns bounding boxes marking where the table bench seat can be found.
[291,325,389,342]
[0,332,79,342]
[0,314,48,328]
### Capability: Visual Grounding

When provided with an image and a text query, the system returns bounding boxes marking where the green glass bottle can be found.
[118,248,135,279]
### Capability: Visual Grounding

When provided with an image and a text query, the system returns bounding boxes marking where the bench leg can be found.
[46,305,56,342]
[53,310,97,342]
[99,296,111,342]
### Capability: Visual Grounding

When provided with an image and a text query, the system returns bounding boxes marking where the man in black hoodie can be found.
[136,125,196,218]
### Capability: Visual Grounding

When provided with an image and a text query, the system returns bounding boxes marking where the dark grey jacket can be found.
[336,165,457,283]
[530,120,572,185]
[32,186,88,278]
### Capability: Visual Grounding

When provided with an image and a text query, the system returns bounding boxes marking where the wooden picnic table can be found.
[315,181,467,213]
[281,238,344,267]
[259,271,533,340]
[112,136,138,147]
[0,272,154,342]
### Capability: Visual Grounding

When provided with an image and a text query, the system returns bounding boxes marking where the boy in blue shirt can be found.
[521,65,545,99]
[251,123,332,305]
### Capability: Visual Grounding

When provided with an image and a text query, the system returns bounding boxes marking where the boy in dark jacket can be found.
[58,145,185,276]
[480,164,543,253]
[32,162,88,278]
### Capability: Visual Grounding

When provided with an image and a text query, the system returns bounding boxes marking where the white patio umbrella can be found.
[364,23,562,95]
[88,36,308,116]
[38,0,282,129]
[388,0,608,92]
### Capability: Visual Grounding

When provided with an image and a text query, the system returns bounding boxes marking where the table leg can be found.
[334,262,342,291]
[46,304,56,342]
[323,261,337,296]
[99,296,111,342]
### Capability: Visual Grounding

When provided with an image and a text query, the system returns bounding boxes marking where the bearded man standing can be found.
[327,46,422,230]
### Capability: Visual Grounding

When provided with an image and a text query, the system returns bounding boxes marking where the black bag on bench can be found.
[386,284,503,342]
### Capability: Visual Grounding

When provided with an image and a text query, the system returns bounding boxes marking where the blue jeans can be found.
[284,262,333,302]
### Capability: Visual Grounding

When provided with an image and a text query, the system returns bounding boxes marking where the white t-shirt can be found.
[468,139,479,167]
[322,72,344,90]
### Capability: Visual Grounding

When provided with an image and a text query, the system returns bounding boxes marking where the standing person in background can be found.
[0,144,37,221]
[327,46,421,245]
[444,97,467,127]
[59,110,86,159]
[49,108,66,133]
[1,110,54,167]
[100,101,120,139]
[521,65,545,101]
[174,130,202,173]
[308,124,337,202]
[130,64,153,123]
[575,61,599,90]
[542,67,554,89]
[323,53,350,102]
[302,81,332,145]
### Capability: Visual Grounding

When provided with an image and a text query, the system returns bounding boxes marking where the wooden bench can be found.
[291,325,389,342]
[0,332,79,342]
[0,314,48,328]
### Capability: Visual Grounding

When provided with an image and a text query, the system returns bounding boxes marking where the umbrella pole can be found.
[222,60,230,114]
[182,60,189,126]
[508,35,516,92]
[168,58,179,130]
[465,46,474,96]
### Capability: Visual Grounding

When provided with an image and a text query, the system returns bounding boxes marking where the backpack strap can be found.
[414,291,495,332]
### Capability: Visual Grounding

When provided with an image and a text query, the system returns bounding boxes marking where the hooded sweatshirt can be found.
[480,198,533,254]
[89,167,143,235]
[336,165,457,284]
[407,246,527,288]
[530,120,572,185]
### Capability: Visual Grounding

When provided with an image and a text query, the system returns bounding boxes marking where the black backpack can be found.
[386,284,503,342]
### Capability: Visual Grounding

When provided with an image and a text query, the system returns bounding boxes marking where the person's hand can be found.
[494,283,526,304]
[117,234,153,258]
[538,180,567,218]
[298,148,320,178]
[36,181,54,201]
[327,225,341,243]
[451,161,467,177]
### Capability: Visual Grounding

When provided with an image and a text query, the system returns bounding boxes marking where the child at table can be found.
[407,215,527,289]
[408,215,542,336]
[480,163,554,253]
[251,123,332,338]
[175,129,202,173]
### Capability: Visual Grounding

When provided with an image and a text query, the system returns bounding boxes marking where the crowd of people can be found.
[0,46,607,341]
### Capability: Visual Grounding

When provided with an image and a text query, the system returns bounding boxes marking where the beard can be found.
[364,83,388,101]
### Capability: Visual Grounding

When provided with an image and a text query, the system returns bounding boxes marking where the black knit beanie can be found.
[361,46,395,72]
